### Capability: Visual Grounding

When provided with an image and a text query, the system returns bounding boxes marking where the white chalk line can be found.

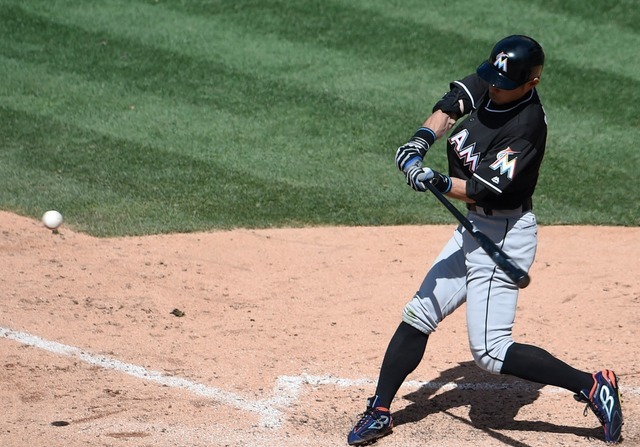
[2,326,637,429]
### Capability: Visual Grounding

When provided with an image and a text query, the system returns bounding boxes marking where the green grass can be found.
[0,0,638,236]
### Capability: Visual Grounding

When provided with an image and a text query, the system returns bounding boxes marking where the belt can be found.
[467,198,532,216]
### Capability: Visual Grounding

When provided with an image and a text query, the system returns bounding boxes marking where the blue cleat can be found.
[575,370,623,443]
[347,396,393,445]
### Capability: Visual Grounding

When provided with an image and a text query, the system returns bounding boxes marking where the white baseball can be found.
[42,210,63,230]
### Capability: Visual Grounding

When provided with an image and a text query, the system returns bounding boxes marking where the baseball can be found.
[42,210,63,230]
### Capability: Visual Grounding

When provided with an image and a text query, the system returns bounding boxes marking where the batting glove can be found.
[394,127,437,173]
[406,165,452,193]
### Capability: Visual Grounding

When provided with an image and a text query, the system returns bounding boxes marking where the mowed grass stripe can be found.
[2,1,451,107]
[340,0,640,82]
[0,52,409,199]
[0,6,439,234]
[515,0,640,34]
[537,149,639,226]
[5,0,637,174]
[0,22,403,177]
[0,5,430,194]
[2,0,636,156]
[0,1,637,231]
[12,0,638,128]
[0,5,415,151]
[0,55,250,157]
[9,0,637,165]
[0,106,425,236]
[155,0,640,85]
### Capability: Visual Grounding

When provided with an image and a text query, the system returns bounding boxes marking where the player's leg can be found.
[386,226,468,403]
[374,321,428,408]
[500,326,623,441]
[464,212,622,442]
[463,212,591,387]
[463,211,538,374]
[347,228,468,445]
[501,344,592,391]
[465,212,591,387]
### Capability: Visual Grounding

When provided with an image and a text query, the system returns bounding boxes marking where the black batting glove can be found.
[430,170,452,193]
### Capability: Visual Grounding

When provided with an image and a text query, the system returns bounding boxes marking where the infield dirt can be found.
[1,211,638,447]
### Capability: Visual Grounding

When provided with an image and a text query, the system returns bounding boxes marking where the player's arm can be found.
[445,177,475,203]
[421,110,457,139]
[432,73,488,119]
[395,74,488,173]
[394,111,455,173]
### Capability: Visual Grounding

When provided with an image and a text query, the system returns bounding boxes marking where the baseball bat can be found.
[424,181,531,288]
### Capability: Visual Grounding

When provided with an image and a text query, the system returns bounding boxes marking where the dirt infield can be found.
[1,211,638,447]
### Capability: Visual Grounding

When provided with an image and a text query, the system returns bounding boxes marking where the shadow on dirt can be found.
[394,361,602,447]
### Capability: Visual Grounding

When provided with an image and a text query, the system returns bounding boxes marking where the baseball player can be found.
[347,35,623,445]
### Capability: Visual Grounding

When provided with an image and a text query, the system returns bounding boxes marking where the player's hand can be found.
[406,165,434,192]
[406,165,452,193]
[395,142,426,173]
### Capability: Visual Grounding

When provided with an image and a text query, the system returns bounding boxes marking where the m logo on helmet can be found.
[494,51,509,73]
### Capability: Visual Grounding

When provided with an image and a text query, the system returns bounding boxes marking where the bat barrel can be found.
[516,274,531,288]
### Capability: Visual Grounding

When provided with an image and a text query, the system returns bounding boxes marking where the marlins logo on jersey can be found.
[490,147,519,180]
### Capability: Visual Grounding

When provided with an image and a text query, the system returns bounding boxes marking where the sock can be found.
[374,322,428,408]
[500,342,593,394]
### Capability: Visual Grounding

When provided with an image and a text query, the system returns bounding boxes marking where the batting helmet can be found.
[476,35,545,90]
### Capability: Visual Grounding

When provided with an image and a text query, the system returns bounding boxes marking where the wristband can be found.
[410,127,437,150]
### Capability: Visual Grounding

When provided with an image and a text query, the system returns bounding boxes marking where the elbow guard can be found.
[432,87,472,118]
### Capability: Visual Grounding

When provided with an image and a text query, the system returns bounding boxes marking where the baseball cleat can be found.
[575,369,623,443]
[347,395,393,445]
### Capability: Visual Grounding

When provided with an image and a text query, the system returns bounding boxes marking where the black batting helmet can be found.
[476,35,545,90]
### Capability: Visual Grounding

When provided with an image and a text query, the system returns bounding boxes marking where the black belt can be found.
[467,198,532,216]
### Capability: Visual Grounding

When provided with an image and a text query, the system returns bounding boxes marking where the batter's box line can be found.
[2,326,637,430]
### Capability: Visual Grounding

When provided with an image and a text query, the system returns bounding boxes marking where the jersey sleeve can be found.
[433,73,488,117]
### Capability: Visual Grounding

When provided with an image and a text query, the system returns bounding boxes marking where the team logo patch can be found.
[494,51,509,73]
[490,147,519,180]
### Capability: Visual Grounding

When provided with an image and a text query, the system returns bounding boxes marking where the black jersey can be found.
[444,74,547,210]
